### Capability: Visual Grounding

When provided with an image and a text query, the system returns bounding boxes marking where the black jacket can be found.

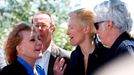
[0,59,29,75]
[69,32,134,75]
[101,32,134,65]
[69,44,106,75]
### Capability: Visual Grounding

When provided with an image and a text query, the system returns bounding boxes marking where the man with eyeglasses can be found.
[32,12,71,75]
[93,0,134,73]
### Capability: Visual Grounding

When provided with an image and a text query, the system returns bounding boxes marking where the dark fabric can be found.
[91,32,134,74]
[69,32,134,75]
[0,59,29,75]
[69,45,104,75]
[92,32,134,74]
[47,55,55,75]
[48,55,70,75]
[101,32,134,65]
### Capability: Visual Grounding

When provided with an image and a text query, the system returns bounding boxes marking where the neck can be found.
[79,37,95,73]
[107,29,122,47]
[80,38,95,57]
[19,56,36,68]
[42,38,51,52]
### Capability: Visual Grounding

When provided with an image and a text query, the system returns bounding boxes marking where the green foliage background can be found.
[0,0,81,51]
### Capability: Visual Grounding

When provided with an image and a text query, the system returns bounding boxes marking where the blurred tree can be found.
[0,0,81,50]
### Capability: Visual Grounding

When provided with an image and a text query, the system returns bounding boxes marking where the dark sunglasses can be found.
[94,21,106,30]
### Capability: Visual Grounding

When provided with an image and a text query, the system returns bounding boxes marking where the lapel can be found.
[47,54,56,75]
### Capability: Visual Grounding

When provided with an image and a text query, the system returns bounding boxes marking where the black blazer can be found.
[47,55,70,75]
[0,59,29,75]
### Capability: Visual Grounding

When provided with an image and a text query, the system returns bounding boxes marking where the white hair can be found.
[94,0,133,33]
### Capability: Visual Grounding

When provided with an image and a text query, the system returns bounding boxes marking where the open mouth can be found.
[69,36,74,40]
[35,49,40,51]
[34,48,43,57]
[34,47,42,52]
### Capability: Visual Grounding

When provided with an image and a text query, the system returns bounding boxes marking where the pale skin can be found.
[17,30,43,68]
[96,20,122,47]
[53,57,67,75]
[67,15,95,74]
[32,13,67,75]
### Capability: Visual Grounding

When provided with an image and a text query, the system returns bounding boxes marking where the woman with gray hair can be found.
[94,0,134,72]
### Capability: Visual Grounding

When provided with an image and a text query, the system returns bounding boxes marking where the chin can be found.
[71,43,77,46]
[34,56,41,60]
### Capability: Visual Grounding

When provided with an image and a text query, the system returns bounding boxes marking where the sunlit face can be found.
[96,22,109,46]
[32,14,52,42]
[17,31,43,60]
[67,16,85,46]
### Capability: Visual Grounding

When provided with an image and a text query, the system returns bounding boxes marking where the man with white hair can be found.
[94,0,134,71]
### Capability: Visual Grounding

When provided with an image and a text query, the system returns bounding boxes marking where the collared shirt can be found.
[17,56,34,75]
[36,42,52,75]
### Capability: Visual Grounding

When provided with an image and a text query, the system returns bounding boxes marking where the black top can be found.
[69,44,105,75]
[0,59,29,75]
[69,32,134,75]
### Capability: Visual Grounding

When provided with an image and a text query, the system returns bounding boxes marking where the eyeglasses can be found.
[94,21,106,30]
[33,24,50,29]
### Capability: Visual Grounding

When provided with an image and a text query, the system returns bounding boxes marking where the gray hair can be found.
[94,0,133,33]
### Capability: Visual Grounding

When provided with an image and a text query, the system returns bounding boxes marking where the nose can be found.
[38,26,42,30]
[37,26,44,32]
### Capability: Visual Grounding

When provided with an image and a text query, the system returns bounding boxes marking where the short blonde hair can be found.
[69,8,96,39]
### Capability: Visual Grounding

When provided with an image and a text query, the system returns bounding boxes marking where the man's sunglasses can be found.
[94,21,106,30]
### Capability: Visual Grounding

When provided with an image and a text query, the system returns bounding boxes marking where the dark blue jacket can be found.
[69,32,134,75]
[101,32,134,64]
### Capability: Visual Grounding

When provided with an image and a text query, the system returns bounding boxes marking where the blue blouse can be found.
[17,56,34,75]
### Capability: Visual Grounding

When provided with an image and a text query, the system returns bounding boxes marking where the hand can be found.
[53,57,67,75]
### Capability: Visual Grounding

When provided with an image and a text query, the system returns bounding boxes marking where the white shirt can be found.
[35,42,71,75]
[35,42,52,75]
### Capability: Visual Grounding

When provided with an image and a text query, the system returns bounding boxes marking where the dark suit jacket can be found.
[42,43,70,75]
[47,54,70,75]
[0,59,29,75]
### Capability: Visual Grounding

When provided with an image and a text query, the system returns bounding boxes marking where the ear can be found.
[107,21,113,30]
[83,26,90,34]
[16,45,20,51]
[50,25,56,32]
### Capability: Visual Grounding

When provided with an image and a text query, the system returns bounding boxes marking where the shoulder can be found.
[122,38,134,46]
[51,43,71,58]
[0,63,16,74]
[119,38,134,49]
[117,38,134,55]
[0,60,28,75]
[71,46,80,55]
[71,46,82,60]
